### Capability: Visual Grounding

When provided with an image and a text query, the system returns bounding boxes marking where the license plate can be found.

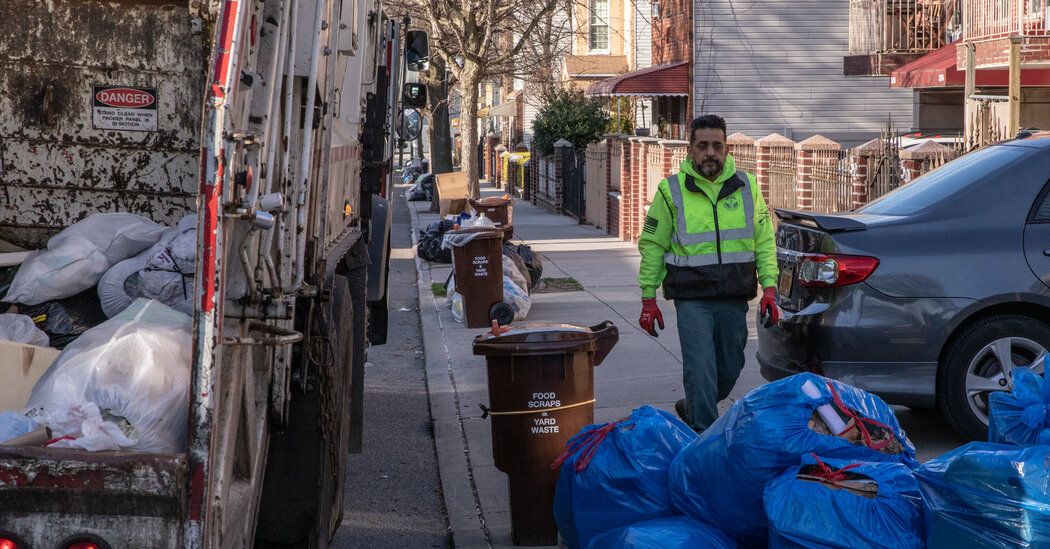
[778,264,795,298]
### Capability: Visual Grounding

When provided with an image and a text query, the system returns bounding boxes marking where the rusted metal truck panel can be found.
[0,0,402,544]
[0,0,203,248]
[0,447,185,547]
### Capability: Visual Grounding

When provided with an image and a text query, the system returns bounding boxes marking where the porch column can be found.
[1008,36,1022,137]
[850,139,881,209]
[964,42,977,150]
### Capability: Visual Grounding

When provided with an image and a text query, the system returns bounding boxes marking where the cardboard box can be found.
[436,171,470,217]
[0,342,60,411]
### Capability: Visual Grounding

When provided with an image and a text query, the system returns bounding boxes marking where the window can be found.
[1032,181,1050,222]
[589,0,609,51]
[858,145,1029,216]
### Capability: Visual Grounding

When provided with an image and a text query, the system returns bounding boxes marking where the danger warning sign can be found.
[92,85,158,132]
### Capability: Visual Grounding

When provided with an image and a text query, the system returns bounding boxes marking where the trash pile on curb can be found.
[415,197,543,325]
[0,213,196,454]
[554,366,1050,549]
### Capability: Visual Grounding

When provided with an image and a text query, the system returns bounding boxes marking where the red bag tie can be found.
[808,453,861,483]
[826,381,897,451]
[551,421,620,472]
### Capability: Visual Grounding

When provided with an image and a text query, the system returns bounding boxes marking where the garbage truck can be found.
[0,0,425,546]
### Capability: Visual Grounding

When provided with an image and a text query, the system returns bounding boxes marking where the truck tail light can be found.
[798,253,879,288]
[62,536,110,549]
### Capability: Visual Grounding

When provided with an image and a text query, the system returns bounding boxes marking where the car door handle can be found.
[1044,248,1050,256]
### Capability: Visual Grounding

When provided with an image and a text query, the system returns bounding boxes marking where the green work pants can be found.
[674,298,748,432]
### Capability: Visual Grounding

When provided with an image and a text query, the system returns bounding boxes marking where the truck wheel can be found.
[256,274,355,547]
[938,315,1050,440]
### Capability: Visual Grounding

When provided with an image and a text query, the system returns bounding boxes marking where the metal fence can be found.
[868,133,903,201]
[811,149,854,213]
[768,144,798,210]
[733,142,756,174]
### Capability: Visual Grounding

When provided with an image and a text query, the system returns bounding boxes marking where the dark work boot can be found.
[675,398,690,424]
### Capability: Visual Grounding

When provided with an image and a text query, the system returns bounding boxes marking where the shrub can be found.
[532,88,610,155]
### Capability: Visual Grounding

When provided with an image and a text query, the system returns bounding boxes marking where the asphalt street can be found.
[332,184,451,549]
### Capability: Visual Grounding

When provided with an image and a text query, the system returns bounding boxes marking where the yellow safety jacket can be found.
[638,155,778,300]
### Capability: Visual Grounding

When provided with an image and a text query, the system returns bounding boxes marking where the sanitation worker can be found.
[637,115,779,432]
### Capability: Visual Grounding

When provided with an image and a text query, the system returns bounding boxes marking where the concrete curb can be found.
[408,200,492,549]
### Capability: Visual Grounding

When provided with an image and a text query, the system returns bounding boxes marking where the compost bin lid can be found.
[470,196,514,207]
[472,321,618,364]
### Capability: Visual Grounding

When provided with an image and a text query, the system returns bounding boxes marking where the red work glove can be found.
[639,298,664,337]
[760,287,780,327]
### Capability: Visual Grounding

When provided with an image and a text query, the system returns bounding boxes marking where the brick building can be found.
[583,0,692,139]
[876,0,1050,147]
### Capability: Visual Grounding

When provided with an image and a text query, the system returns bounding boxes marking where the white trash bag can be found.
[99,215,194,318]
[503,255,530,296]
[25,299,192,453]
[0,314,49,347]
[124,228,196,316]
[503,277,531,321]
[4,213,166,306]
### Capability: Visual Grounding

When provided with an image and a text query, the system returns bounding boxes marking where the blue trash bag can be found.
[553,405,698,549]
[669,373,918,548]
[585,516,736,549]
[764,454,925,549]
[0,411,37,443]
[989,359,1050,447]
[916,442,1050,549]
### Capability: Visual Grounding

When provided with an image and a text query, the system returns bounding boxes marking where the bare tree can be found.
[390,0,572,196]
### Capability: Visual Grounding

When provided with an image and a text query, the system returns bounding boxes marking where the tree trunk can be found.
[458,65,482,198]
[427,58,453,175]
[426,58,453,212]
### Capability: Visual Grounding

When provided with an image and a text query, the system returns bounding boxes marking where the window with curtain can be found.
[589,0,609,51]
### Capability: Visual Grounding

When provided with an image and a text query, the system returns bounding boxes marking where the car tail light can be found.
[67,543,99,549]
[798,253,879,288]
[0,537,19,549]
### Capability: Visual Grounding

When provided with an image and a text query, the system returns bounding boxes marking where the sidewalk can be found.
[408,181,764,548]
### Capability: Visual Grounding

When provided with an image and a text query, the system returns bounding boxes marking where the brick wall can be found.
[651,0,692,65]
[957,37,1050,69]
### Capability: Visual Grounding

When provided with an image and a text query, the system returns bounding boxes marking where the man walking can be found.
[637,115,779,432]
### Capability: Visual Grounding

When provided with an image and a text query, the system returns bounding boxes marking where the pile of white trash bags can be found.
[0,212,197,348]
[0,299,192,453]
[0,212,197,453]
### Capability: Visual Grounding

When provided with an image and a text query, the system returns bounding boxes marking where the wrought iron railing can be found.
[850,0,961,53]
[964,0,1049,41]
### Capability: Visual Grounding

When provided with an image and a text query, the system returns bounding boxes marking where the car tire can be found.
[938,315,1050,440]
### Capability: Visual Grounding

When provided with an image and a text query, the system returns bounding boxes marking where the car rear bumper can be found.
[756,284,976,408]
[757,352,938,408]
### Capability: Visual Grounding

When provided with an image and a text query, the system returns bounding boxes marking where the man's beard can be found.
[699,158,722,178]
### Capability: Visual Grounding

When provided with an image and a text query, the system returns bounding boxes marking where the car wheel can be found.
[939,315,1050,440]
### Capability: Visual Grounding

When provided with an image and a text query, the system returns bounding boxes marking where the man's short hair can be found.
[690,115,727,143]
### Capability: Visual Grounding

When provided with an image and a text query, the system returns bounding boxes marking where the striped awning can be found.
[586,62,689,97]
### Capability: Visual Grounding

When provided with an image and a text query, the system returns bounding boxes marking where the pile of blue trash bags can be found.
[553,364,1050,549]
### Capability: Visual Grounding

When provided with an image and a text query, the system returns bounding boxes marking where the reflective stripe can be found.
[664,250,756,267]
[666,171,755,246]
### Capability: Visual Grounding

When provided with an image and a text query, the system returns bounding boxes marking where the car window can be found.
[1033,183,1050,222]
[857,145,1030,216]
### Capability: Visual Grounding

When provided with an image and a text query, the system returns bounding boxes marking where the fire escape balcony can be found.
[846,0,963,76]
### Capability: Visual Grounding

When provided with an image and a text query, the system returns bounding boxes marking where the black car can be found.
[758,132,1050,439]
